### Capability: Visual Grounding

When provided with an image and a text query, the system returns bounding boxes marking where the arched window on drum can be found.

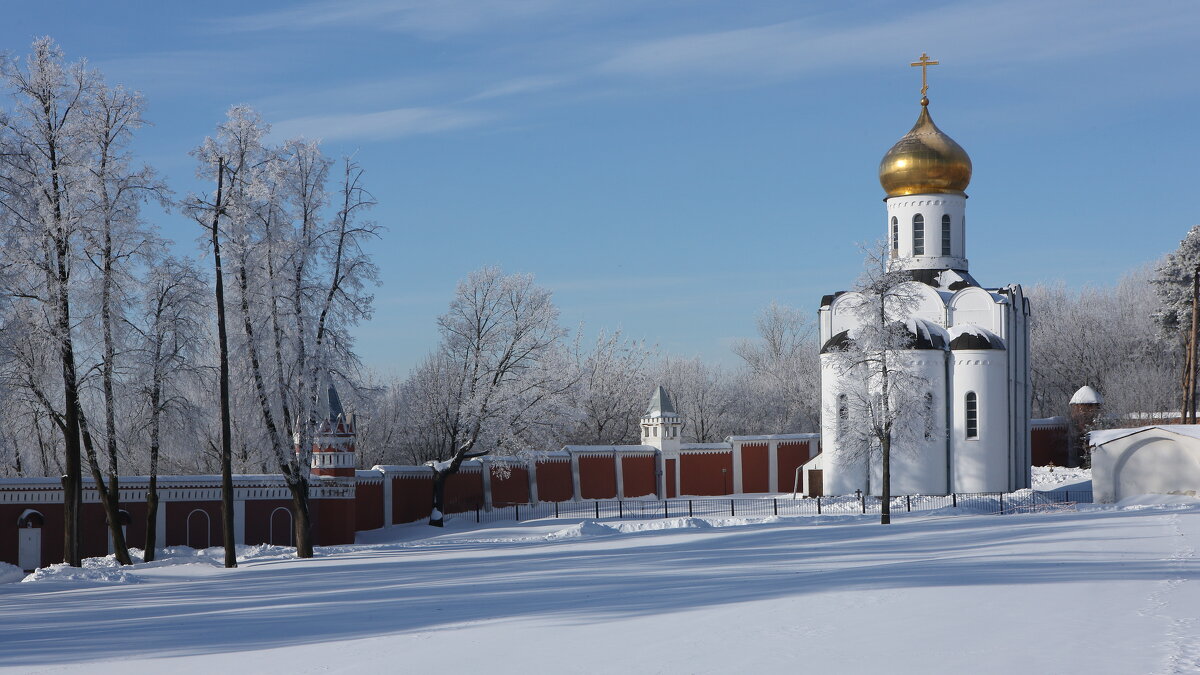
[965,392,979,439]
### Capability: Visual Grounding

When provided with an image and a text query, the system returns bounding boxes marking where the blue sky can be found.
[4,1,1198,374]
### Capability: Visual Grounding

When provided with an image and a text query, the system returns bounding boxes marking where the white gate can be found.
[18,525,40,571]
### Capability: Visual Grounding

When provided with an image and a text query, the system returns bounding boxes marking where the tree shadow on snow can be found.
[0,507,1194,666]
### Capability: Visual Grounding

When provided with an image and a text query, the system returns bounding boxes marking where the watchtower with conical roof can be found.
[307,383,357,478]
[641,385,683,454]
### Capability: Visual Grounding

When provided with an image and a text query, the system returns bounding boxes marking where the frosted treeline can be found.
[0,39,1188,479]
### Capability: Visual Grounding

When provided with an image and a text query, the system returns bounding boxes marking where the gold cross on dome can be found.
[910,52,940,97]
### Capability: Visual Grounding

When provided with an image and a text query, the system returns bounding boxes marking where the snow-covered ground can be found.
[1032,465,1092,491]
[3,495,1198,674]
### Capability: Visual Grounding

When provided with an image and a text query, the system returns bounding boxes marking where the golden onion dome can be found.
[878,98,972,197]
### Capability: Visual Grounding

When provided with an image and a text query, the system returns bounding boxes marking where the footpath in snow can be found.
[2,484,1198,674]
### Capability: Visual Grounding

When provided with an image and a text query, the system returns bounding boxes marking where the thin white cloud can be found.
[220,0,574,38]
[271,107,491,141]
[465,76,566,102]
[598,0,1200,81]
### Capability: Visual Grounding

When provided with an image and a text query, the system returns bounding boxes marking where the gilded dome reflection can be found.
[879,101,972,197]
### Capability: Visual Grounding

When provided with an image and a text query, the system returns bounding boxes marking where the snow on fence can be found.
[441,490,1094,525]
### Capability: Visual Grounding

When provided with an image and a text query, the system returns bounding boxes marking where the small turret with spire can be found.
[641,385,683,453]
[306,382,357,478]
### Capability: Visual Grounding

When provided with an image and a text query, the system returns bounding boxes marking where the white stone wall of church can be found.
[871,352,948,496]
[821,351,950,496]
[951,350,1011,492]
[819,355,866,496]
[948,287,1001,334]
[828,291,862,340]
[886,193,967,268]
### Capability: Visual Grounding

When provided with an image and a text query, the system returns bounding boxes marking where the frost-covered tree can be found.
[421,266,571,526]
[733,302,821,433]
[0,36,113,562]
[1028,265,1177,423]
[658,357,739,442]
[565,330,655,445]
[189,107,379,557]
[129,258,207,561]
[823,244,930,525]
[1153,225,1200,422]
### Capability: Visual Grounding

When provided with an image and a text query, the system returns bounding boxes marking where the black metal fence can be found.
[445,490,1094,525]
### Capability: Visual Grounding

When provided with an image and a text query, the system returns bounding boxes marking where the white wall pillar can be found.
[655,452,665,498]
[481,460,494,510]
[528,460,539,505]
[614,454,625,498]
[382,471,393,527]
[234,498,246,546]
[768,441,779,494]
[155,499,167,548]
[732,441,743,494]
[570,452,582,501]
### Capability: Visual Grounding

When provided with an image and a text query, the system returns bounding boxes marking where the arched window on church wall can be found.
[891,216,898,256]
[924,392,934,439]
[912,214,924,255]
[941,214,951,256]
[837,394,848,441]
[965,392,978,438]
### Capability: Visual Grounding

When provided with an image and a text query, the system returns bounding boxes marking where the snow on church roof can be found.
[1070,386,1103,405]
[948,324,1005,350]
[905,317,950,350]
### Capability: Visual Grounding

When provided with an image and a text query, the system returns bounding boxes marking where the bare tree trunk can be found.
[1189,268,1199,423]
[879,354,892,526]
[289,480,314,558]
[431,469,448,527]
[57,239,84,567]
[77,407,133,565]
[143,332,164,562]
[236,250,314,559]
[209,159,238,569]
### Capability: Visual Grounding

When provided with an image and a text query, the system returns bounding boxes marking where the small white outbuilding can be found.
[1089,426,1200,502]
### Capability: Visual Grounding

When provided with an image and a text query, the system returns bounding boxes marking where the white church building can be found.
[817,66,1032,497]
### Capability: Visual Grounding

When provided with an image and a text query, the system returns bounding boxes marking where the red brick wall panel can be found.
[666,459,677,498]
[621,455,657,498]
[243,500,296,546]
[680,452,734,496]
[444,471,484,513]
[393,475,433,524]
[776,442,812,493]
[535,461,573,502]
[740,444,769,493]
[579,455,617,500]
[310,498,356,545]
[1032,426,1069,466]
[490,466,530,506]
[355,482,384,532]
[166,501,224,549]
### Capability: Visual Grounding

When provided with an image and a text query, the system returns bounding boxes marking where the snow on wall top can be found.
[563,445,657,454]
[1089,424,1200,446]
[1070,386,1103,405]
[1031,416,1067,428]
[680,443,733,451]
[729,433,821,442]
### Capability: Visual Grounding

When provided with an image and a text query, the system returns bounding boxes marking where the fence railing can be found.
[443,490,1094,525]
